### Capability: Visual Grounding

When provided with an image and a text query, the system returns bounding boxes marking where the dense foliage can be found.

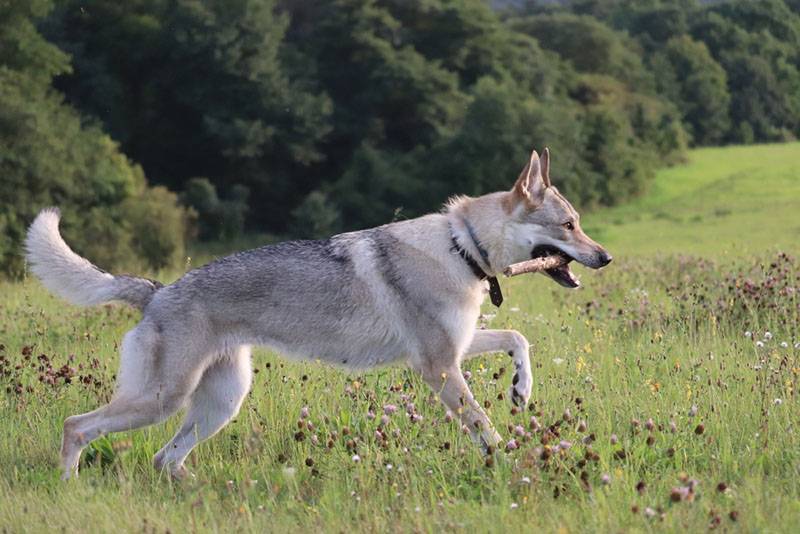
[2,0,799,275]
[0,0,192,276]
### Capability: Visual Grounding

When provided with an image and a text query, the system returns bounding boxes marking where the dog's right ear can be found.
[512,149,547,206]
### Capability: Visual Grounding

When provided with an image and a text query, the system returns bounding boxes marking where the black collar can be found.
[449,227,504,307]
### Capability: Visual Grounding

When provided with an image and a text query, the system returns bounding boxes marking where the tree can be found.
[46,0,332,231]
[0,0,189,276]
[652,36,730,145]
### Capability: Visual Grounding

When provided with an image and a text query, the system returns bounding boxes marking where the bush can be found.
[181,178,248,241]
[290,191,341,240]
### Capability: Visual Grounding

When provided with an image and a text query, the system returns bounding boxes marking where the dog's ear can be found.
[512,148,547,205]
[541,147,551,188]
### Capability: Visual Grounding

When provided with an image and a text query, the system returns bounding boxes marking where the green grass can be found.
[1,143,799,532]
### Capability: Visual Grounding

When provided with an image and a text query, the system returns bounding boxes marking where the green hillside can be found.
[583,142,800,257]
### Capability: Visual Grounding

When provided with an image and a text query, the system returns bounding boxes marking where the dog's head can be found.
[504,148,612,288]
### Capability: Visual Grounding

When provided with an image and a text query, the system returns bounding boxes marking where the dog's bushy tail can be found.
[25,208,162,310]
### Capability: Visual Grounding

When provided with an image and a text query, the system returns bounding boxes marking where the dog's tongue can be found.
[545,262,580,288]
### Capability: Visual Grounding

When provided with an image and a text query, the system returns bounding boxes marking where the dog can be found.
[26,147,611,480]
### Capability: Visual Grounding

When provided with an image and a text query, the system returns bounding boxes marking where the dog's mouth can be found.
[530,245,580,289]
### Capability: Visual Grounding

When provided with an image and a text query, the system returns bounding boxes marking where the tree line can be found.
[2,0,799,276]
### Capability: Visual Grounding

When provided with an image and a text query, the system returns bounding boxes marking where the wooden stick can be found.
[503,255,567,277]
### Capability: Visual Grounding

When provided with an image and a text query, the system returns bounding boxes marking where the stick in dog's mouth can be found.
[504,245,580,288]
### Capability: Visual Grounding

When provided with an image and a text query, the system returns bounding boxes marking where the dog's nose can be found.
[598,251,613,266]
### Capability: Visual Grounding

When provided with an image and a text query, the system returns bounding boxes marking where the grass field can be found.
[1,143,799,532]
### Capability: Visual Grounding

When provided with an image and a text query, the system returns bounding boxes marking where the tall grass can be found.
[1,143,799,532]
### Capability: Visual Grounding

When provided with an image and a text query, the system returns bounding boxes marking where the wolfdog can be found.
[26,147,611,480]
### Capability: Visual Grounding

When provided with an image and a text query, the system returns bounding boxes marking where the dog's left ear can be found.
[512,148,549,205]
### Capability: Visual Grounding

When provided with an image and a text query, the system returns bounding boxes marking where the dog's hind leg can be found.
[462,329,532,408]
[60,324,204,480]
[153,345,252,479]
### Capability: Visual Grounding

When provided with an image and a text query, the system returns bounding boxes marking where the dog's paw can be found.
[508,370,532,408]
[170,464,195,482]
[479,428,503,455]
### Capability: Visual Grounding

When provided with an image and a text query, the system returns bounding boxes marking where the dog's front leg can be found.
[415,362,502,452]
[462,329,532,408]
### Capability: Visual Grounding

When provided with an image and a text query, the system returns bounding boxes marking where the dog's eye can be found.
[563,222,574,231]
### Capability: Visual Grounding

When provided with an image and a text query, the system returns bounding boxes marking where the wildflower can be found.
[716,482,728,493]
[514,425,526,437]
[505,439,518,451]
[631,418,640,428]
[562,408,572,421]
[386,464,393,471]
[366,410,375,420]
[405,402,415,414]
[383,404,398,415]
[444,411,454,423]
[558,440,572,450]
[352,454,361,463]
[688,405,698,417]
[745,331,752,338]
[520,476,531,484]
[529,416,541,432]
[644,507,656,519]
[463,370,472,380]
[410,413,422,423]
[380,415,390,426]
[645,418,655,431]
[577,420,587,432]
[600,473,611,485]
[636,480,647,494]
[773,398,783,405]
[764,331,773,340]
[781,341,788,348]
[795,342,800,349]
[756,341,764,348]
[552,358,565,365]
[282,467,296,479]
[610,434,618,445]
[510,502,519,509]
[300,406,310,419]
[670,486,689,502]
[669,420,677,433]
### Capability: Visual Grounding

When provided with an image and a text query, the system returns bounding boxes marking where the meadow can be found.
[1,143,799,532]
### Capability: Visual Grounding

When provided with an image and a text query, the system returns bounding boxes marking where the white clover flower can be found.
[756,341,764,348]
[764,332,773,340]
[352,454,361,462]
[781,341,789,348]
[510,502,519,509]
[774,398,783,405]
[745,331,752,338]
